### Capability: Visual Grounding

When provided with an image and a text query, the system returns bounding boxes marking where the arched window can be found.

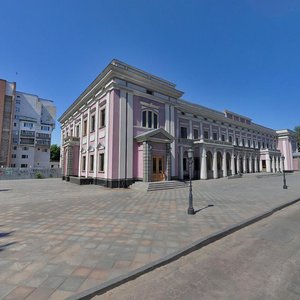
[142,110,158,129]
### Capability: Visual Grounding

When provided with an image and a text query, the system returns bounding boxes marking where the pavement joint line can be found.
[67,197,300,300]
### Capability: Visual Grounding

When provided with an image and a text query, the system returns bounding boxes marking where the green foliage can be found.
[50,144,60,161]
[35,172,43,179]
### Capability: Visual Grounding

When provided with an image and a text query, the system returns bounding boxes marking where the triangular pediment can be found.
[135,128,174,143]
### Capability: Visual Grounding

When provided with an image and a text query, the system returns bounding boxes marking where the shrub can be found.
[35,172,43,179]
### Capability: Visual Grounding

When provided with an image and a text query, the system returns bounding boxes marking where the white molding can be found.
[119,90,127,178]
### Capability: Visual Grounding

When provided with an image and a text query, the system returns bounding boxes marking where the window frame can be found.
[141,109,158,129]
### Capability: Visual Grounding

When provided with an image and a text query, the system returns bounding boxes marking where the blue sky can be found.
[1,0,300,145]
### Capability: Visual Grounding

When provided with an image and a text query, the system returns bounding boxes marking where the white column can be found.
[170,105,176,177]
[276,156,279,172]
[249,156,253,173]
[272,156,276,173]
[218,126,221,141]
[78,115,83,176]
[200,146,207,179]
[266,154,271,173]
[243,155,247,173]
[93,103,99,177]
[200,122,203,140]
[179,146,183,180]
[280,157,283,172]
[126,93,134,179]
[119,90,127,179]
[237,154,240,173]
[226,126,229,142]
[222,149,227,177]
[254,156,258,172]
[259,157,263,172]
[86,109,90,178]
[213,149,218,179]
[231,152,235,175]
[104,93,110,176]
[165,103,170,132]
[210,124,213,140]
[189,120,193,139]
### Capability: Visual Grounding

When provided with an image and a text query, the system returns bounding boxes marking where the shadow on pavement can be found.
[194,204,214,214]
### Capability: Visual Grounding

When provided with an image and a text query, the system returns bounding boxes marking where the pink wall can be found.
[133,142,143,179]
[293,158,299,171]
[72,145,79,176]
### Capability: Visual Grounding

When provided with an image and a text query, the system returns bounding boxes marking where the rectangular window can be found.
[24,122,33,128]
[90,155,94,171]
[100,109,106,127]
[204,131,209,139]
[213,132,218,140]
[148,111,152,128]
[236,138,239,145]
[76,125,80,137]
[11,164,16,168]
[83,120,87,136]
[43,149,47,152]
[258,141,261,149]
[12,154,16,158]
[193,129,199,139]
[142,111,147,127]
[71,129,73,136]
[21,164,28,168]
[248,140,251,147]
[22,147,28,151]
[181,127,187,138]
[221,134,225,141]
[90,115,95,132]
[229,136,233,143]
[242,139,245,146]
[153,113,158,129]
[253,140,256,148]
[21,154,28,159]
[82,156,86,171]
[99,153,104,172]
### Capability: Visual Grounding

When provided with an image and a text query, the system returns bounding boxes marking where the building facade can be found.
[59,60,298,187]
[0,79,56,168]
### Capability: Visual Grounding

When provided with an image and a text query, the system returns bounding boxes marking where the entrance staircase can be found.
[130,180,187,192]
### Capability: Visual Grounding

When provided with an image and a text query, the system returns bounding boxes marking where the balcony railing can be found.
[20,130,35,137]
[64,136,80,144]
[36,139,51,146]
[20,138,35,145]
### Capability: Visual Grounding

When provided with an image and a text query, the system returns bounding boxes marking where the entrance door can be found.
[152,156,165,181]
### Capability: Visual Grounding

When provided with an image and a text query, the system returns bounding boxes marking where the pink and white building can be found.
[59,60,298,187]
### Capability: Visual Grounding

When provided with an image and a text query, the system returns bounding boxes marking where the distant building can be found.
[0,80,16,167]
[0,79,56,168]
[59,60,298,187]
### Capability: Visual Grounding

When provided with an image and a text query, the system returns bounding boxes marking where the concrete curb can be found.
[67,197,300,300]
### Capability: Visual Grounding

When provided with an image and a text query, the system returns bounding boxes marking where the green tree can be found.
[294,126,300,151]
[50,144,60,161]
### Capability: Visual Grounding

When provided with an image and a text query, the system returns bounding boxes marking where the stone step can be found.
[130,181,187,192]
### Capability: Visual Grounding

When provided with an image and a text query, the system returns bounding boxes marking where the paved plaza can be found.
[0,173,300,299]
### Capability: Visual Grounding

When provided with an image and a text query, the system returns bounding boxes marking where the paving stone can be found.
[0,174,300,299]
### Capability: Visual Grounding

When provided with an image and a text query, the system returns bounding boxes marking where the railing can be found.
[20,138,35,145]
[64,136,80,144]
[20,130,35,137]
[36,139,51,146]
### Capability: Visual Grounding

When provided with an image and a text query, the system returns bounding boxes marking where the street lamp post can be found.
[282,156,287,189]
[187,148,195,215]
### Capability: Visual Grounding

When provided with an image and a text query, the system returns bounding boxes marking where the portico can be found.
[135,128,174,182]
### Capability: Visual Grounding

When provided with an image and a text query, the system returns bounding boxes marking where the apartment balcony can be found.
[20,130,35,137]
[36,139,51,146]
[20,138,35,145]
